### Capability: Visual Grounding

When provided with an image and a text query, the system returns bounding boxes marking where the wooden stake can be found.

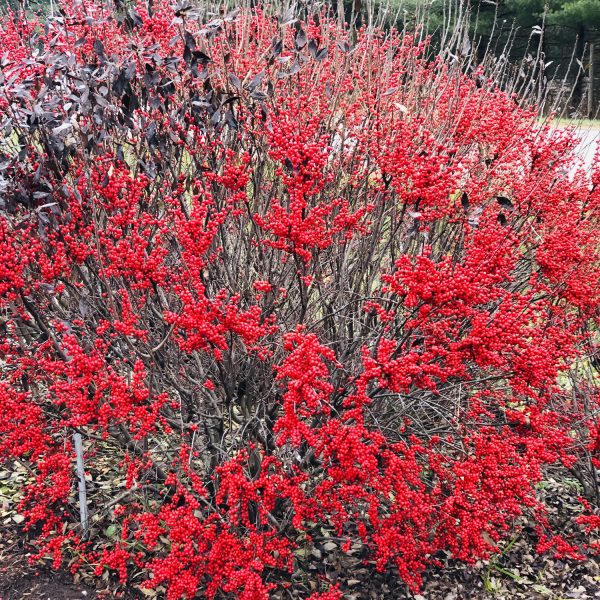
[589,43,595,118]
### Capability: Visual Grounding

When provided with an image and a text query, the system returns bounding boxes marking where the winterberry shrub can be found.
[0,1,599,598]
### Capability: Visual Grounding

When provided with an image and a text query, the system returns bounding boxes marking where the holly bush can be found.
[0,1,599,599]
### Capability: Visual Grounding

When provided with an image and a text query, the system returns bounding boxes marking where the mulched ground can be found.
[2,524,599,600]
[0,526,96,600]
[2,469,600,599]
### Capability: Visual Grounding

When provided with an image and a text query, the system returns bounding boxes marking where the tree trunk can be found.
[574,23,586,116]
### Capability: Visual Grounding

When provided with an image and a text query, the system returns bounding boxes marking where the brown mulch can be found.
[1,471,600,599]
[0,532,94,600]
[2,524,600,600]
